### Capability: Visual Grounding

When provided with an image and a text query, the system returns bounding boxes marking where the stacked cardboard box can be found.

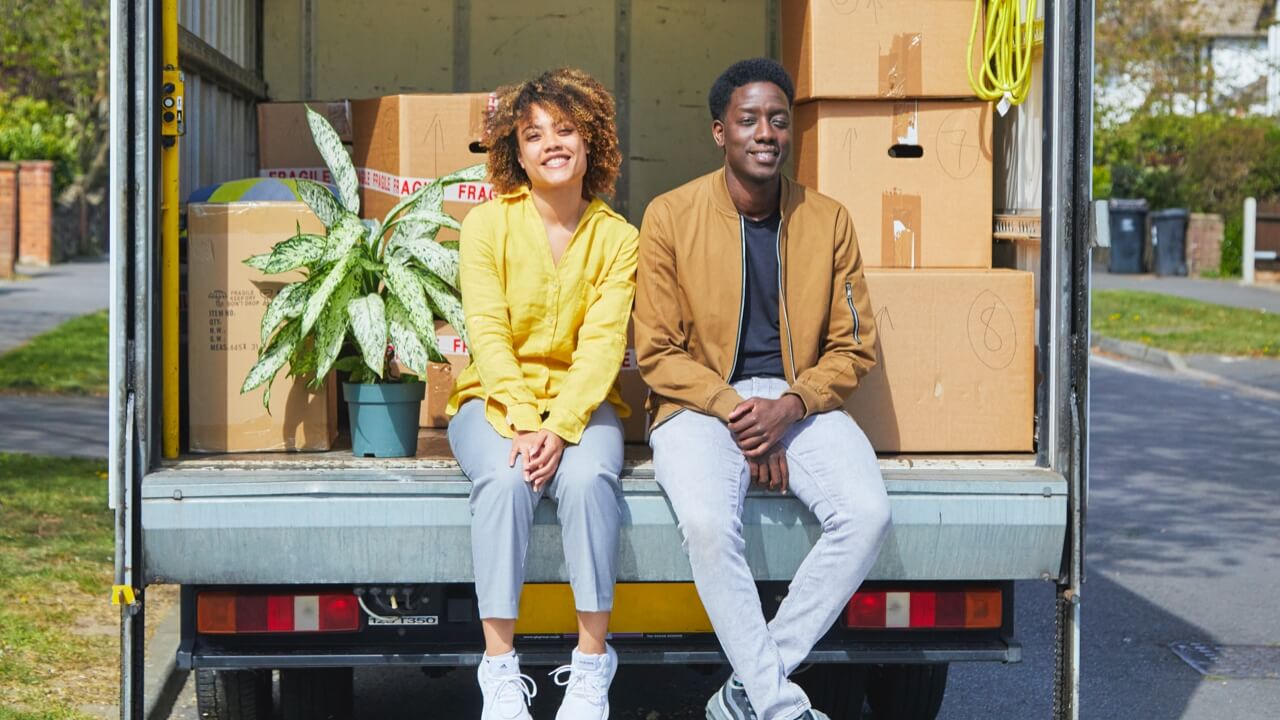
[351,93,495,240]
[784,0,1034,452]
[258,101,354,184]
[186,202,339,453]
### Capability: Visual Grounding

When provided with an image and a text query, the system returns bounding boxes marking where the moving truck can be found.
[109,1,1092,718]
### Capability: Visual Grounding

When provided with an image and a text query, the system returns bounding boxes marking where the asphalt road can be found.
[164,356,1280,719]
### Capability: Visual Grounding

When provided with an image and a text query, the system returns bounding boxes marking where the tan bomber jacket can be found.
[634,168,878,432]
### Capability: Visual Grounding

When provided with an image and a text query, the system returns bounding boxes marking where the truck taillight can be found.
[198,592,360,634]
[844,588,1002,630]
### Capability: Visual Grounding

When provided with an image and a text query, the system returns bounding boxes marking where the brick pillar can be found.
[17,160,54,267]
[0,163,16,279]
[1186,213,1223,276]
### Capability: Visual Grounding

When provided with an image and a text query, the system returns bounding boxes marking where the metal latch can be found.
[161,69,185,138]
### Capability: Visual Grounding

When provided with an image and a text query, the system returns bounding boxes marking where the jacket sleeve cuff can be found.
[706,385,745,423]
[787,383,821,418]
[505,403,543,433]
[541,410,586,445]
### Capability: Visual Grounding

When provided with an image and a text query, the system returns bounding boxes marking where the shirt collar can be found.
[500,185,623,223]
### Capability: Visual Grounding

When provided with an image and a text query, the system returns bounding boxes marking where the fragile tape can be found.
[357,167,496,205]
[260,167,334,183]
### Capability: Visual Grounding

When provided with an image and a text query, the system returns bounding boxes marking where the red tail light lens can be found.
[198,591,361,634]
[844,587,1003,630]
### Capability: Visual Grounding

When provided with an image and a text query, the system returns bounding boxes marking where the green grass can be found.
[0,311,108,396]
[1092,290,1280,357]
[0,454,115,718]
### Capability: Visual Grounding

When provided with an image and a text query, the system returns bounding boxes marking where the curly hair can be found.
[708,58,795,121]
[483,67,622,199]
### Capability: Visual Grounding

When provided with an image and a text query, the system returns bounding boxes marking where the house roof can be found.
[1188,0,1271,38]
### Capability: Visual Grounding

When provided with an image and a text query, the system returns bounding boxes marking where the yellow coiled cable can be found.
[968,0,1038,109]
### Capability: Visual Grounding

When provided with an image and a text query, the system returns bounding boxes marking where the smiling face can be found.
[713,81,792,186]
[516,103,589,194]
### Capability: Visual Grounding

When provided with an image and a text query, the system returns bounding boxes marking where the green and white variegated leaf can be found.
[396,208,462,234]
[314,275,359,379]
[245,233,327,274]
[296,179,343,229]
[321,214,366,264]
[387,295,435,375]
[259,279,312,345]
[348,293,388,378]
[393,238,460,289]
[422,273,468,346]
[383,174,444,225]
[301,252,355,337]
[438,163,488,187]
[362,218,381,249]
[440,240,460,253]
[384,257,434,338]
[241,321,300,398]
[305,105,360,214]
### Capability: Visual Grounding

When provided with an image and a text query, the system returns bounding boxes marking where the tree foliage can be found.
[0,0,110,252]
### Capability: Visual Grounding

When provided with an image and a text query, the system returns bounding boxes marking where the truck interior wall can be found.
[178,0,261,199]
[261,0,771,221]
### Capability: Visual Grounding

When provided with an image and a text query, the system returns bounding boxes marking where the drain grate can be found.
[1170,642,1280,679]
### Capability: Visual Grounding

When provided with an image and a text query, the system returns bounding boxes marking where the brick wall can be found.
[0,163,16,279]
[17,160,54,267]
[1186,213,1223,276]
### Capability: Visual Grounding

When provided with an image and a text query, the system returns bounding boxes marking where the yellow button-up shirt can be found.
[446,187,639,443]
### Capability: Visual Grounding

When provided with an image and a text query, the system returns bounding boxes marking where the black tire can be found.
[195,669,273,720]
[794,663,867,719]
[865,663,949,720]
[279,667,354,720]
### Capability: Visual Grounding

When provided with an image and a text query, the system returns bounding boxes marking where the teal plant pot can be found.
[343,382,425,458]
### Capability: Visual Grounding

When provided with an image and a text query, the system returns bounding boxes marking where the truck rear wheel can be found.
[795,663,867,719]
[195,669,272,720]
[279,667,354,720]
[865,663,948,720]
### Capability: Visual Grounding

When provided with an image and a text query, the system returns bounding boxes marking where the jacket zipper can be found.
[845,281,862,344]
[726,217,749,382]
[776,218,797,380]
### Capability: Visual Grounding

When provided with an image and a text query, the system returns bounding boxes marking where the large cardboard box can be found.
[257,102,353,183]
[420,322,471,429]
[351,94,494,238]
[782,0,983,101]
[845,269,1034,452]
[795,100,993,268]
[187,202,339,453]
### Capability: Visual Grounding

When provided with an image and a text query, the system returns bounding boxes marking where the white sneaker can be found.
[477,652,537,720]
[551,644,618,719]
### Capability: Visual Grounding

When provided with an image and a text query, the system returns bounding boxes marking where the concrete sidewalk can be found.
[1091,269,1280,395]
[0,257,110,353]
[1092,270,1280,314]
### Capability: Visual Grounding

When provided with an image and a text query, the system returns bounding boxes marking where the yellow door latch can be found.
[161,69,185,139]
[111,585,138,606]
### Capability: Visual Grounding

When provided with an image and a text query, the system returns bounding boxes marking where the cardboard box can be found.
[186,202,339,453]
[257,101,353,184]
[795,99,993,268]
[845,269,1034,452]
[782,0,983,101]
[420,322,471,429]
[351,94,494,238]
[619,344,648,444]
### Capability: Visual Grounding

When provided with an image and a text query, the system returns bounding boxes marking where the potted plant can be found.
[241,106,481,457]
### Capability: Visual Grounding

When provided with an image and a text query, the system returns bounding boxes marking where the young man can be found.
[634,58,892,720]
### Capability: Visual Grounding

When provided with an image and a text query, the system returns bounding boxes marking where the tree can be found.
[0,0,110,255]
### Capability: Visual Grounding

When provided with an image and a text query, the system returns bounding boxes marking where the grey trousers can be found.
[651,377,892,720]
[448,400,624,619]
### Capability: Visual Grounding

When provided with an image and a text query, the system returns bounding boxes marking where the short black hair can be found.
[708,58,796,121]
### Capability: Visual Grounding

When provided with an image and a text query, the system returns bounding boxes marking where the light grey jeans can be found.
[448,400,624,619]
[651,377,891,720]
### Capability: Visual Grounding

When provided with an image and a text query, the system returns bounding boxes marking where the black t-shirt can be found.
[731,211,786,382]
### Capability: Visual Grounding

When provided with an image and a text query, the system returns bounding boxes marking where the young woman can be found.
[445,67,637,720]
